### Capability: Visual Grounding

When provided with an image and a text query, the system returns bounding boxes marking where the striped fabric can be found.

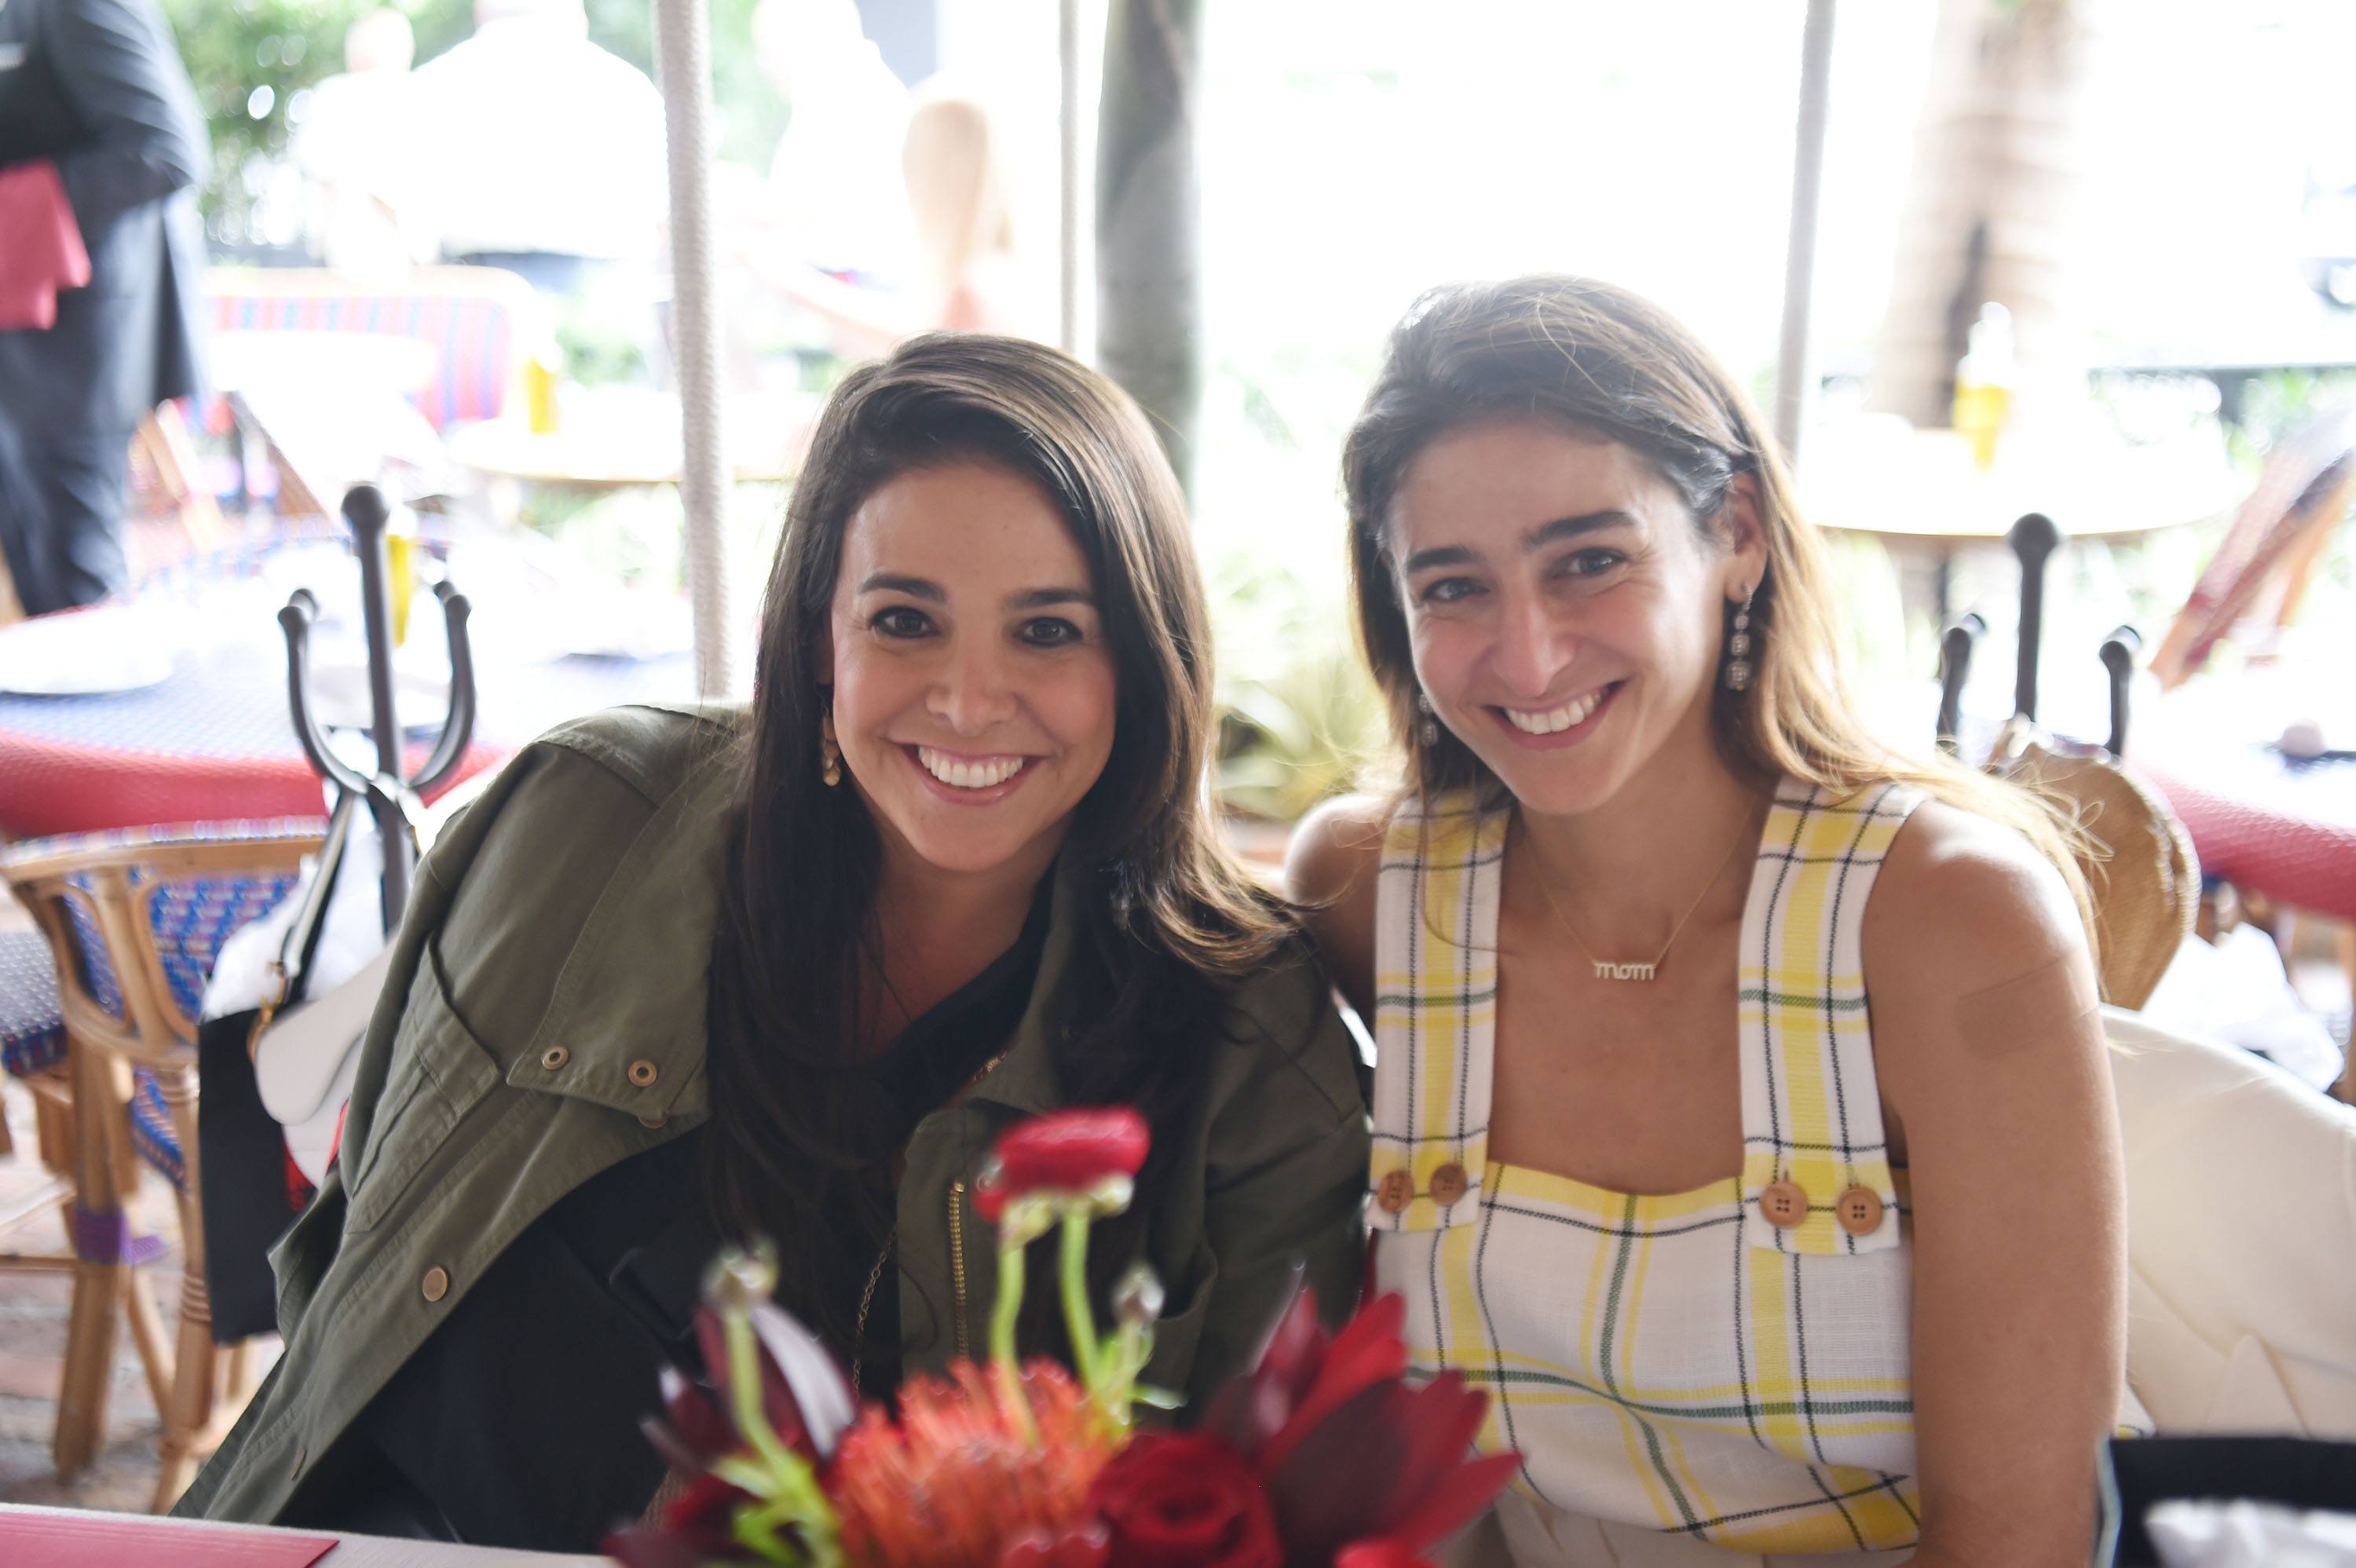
[1370,783,1929,1559]
[128,1066,186,1193]
[208,281,523,429]
[0,927,67,1077]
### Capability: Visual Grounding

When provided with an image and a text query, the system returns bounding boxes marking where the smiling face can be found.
[1389,418,1763,818]
[824,461,1118,882]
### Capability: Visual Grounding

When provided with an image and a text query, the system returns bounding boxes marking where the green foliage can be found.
[1209,550,1392,824]
[159,0,385,245]
[160,0,788,248]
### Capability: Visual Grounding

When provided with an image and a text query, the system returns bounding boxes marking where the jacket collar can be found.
[518,750,1097,1126]
[514,745,737,1123]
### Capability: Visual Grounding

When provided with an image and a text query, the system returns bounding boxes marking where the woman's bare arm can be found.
[1866,802,2127,1567]
[1282,794,1388,1021]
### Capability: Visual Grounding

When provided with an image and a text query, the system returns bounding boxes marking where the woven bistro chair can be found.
[1937,583,2201,1014]
[1,820,323,1508]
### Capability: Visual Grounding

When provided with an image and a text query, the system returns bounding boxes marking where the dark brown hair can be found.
[704,333,1287,1354]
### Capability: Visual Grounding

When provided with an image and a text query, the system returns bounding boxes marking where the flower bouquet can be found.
[605,1109,1518,1568]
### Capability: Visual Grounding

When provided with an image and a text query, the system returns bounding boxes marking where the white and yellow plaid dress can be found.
[1369,782,1930,1563]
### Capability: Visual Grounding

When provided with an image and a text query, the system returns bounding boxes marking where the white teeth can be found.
[1505,689,1604,735]
[917,747,1024,789]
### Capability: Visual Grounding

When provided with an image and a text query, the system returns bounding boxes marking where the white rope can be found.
[1773,0,1838,469]
[1059,0,1082,356]
[654,0,734,697]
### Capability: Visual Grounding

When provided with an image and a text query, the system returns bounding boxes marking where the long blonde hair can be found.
[1341,276,2096,935]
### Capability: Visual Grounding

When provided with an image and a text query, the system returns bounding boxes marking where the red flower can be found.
[993,1108,1151,1197]
[1333,1543,1432,1568]
[1088,1432,1283,1568]
[1201,1288,1520,1563]
[830,1358,1121,1567]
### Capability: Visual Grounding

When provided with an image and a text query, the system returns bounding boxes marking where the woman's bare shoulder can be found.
[1282,794,1393,1014]
[1866,795,2102,1089]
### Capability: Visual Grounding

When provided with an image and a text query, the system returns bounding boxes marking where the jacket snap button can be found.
[421,1266,450,1302]
[540,1045,569,1071]
[1758,1180,1809,1230]
[638,1112,667,1129]
[627,1058,659,1087]
[1429,1162,1469,1205]
[1835,1186,1885,1237]
[1375,1169,1413,1214]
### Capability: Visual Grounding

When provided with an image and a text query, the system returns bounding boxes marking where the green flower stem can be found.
[990,1241,1026,1369]
[719,1310,843,1568]
[1057,1209,1107,1393]
[1107,1319,1153,1421]
[990,1241,1040,1446]
[726,1310,800,1479]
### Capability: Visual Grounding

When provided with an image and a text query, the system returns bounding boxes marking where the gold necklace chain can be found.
[849,1223,896,1393]
[1521,809,1759,983]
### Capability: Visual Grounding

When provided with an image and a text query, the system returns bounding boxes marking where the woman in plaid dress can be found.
[1290,278,2141,1565]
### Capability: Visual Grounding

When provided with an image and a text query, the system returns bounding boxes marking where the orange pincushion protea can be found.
[830,1358,1121,1568]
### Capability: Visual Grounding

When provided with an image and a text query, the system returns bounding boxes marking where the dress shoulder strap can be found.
[1366,792,1505,1230]
[1737,778,1926,1256]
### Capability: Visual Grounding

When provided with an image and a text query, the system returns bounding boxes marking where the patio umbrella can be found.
[653,0,734,698]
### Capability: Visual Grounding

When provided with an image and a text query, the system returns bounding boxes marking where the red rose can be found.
[1088,1432,1282,1568]
[996,1108,1151,1197]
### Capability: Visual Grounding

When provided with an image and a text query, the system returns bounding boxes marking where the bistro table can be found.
[1800,421,2239,620]
[0,1502,601,1565]
[0,543,699,839]
[443,385,810,525]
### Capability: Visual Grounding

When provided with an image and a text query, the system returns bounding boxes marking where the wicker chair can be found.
[1,820,324,1508]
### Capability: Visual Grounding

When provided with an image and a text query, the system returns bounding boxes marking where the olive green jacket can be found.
[180,703,1369,1525]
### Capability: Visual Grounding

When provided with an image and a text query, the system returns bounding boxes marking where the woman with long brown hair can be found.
[181,334,1368,1549]
[1290,277,2142,1565]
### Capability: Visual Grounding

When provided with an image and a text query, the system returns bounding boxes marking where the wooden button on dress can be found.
[421,1266,450,1302]
[1429,1162,1469,1205]
[1376,1170,1414,1214]
[1835,1186,1885,1236]
[1758,1180,1809,1229]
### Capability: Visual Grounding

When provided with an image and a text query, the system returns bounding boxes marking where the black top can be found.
[280,884,1052,1552]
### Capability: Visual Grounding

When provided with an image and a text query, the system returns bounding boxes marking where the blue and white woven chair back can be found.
[2,821,326,1193]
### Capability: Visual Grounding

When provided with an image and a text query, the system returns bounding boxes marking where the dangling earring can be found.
[819,710,843,787]
[1416,691,1440,747]
[1724,584,1758,692]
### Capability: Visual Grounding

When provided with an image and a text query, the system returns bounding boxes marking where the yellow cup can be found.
[1952,381,2011,473]
[525,353,561,435]
[386,524,415,645]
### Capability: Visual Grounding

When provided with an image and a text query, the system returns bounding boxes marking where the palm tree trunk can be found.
[1096,0,1203,497]
[1869,0,2098,428]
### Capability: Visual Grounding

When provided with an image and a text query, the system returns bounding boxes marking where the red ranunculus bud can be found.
[993,1108,1151,1197]
[1088,1431,1282,1568]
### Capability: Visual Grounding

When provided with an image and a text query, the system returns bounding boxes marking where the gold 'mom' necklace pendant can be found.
[1593,960,1658,981]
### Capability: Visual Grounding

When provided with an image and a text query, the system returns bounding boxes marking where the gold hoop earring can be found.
[1724,583,1758,692]
[820,711,843,787]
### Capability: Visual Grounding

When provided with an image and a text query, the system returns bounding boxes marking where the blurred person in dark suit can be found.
[0,0,208,615]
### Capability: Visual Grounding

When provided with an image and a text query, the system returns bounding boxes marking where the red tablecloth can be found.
[2141,752,2356,923]
[0,609,696,839]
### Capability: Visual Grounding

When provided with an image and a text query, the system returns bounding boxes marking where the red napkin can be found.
[0,159,93,331]
[0,1508,336,1567]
